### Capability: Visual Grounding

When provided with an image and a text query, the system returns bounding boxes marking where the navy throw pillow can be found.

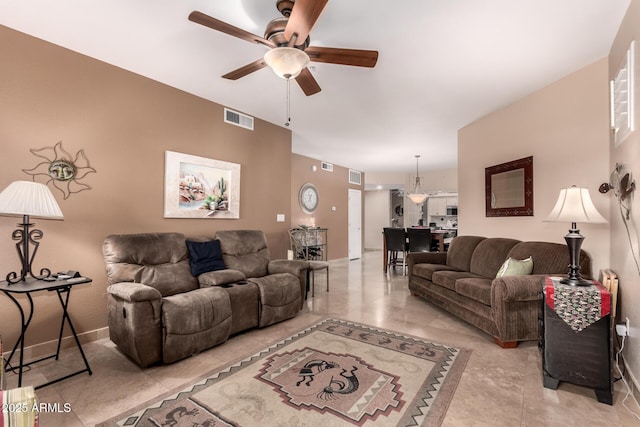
[186,239,225,276]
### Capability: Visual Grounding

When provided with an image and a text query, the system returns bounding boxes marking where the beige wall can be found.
[416,168,458,195]
[609,0,640,390]
[290,154,363,260]
[0,25,298,348]
[458,58,611,278]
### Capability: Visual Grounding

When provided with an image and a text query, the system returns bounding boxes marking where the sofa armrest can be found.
[268,259,309,276]
[407,252,447,277]
[106,282,163,367]
[491,275,546,303]
[269,260,309,307]
[491,275,546,342]
[107,282,162,302]
[198,269,246,287]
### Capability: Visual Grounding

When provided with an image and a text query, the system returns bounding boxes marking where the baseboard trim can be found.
[622,358,640,407]
[2,327,109,363]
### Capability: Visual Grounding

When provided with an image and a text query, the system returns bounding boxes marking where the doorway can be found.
[348,189,362,260]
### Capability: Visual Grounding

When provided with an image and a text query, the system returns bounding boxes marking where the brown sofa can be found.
[407,236,591,347]
[103,230,307,367]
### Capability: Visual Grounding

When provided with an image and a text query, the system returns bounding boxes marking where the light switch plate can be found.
[277,214,285,222]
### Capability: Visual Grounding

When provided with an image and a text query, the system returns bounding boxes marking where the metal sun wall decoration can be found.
[600,163,639,275]
[22,141,96,199]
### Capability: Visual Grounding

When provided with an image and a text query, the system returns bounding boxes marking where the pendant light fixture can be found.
[407,155,428,204]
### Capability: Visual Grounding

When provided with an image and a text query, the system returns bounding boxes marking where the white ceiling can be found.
[0,0,630,174]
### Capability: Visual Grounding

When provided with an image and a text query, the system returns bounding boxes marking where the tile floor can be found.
[4,251,640,426]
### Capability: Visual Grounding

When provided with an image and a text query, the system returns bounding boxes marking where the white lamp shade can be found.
[407,193,428,204]
[264,47,310,79]
[0,181,63,219]
[544,186,606,224]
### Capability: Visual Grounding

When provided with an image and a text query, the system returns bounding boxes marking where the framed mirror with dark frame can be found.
[485,156,533,217]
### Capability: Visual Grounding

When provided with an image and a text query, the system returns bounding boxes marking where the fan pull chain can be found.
[285,78,291,127]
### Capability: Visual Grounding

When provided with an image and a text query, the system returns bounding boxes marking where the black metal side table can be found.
[541,276,613,405]
[0,276,93,389]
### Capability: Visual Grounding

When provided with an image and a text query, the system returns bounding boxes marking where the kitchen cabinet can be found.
[427,193,458,217]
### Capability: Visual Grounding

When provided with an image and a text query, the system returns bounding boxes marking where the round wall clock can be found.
[299,183,319,214]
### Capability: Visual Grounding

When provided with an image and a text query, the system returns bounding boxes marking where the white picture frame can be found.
[164,150,240,219]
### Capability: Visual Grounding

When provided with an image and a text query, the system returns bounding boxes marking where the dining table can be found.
[382,228,455,273]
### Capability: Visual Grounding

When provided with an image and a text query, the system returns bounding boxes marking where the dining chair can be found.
[383,227,408,275]
[288,228,308,260]
[288,228,329,297]
[407,227,433,253]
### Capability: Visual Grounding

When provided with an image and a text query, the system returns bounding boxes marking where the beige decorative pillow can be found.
[496,256,533,278]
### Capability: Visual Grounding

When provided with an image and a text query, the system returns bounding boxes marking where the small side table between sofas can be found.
[0,276,93,389]
[541,277,613,405]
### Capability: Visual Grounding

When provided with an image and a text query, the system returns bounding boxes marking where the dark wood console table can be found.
[541,277,613,404]
[0,276,93,389]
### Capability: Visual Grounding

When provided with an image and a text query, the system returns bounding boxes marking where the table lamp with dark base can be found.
[544,186,606,287]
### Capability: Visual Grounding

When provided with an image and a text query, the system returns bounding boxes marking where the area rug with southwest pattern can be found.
[99,318,471,427]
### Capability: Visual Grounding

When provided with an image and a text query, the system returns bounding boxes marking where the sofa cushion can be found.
[455,277,493,306]
[186,239,225,276]
[507,241,592,278]
[216,230,271,278]
[162,287,231,335]
[137,263,197,297]
[469,238,520,278]
[446,236,486,271]
[432,270,484,291]
[412,263,459,281]
[103,232,198,297]
[496,256,533,277]
[104,232,190,265]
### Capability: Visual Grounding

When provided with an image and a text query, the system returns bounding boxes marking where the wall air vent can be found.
[349,169,362,185]
[224,108,254,131]
[321,162,333,172]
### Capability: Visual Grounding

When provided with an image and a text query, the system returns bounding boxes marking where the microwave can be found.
[446,206,458,215]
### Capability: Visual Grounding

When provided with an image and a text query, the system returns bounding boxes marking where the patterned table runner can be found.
[545,277,611,332]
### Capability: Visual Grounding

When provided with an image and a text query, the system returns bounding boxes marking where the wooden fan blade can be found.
[306,46,378,68]
[295,67,321,96]
[222,58,268,80]
[189,11,275,48]
[284,0,328,45]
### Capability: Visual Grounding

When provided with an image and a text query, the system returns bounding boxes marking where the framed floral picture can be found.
[164,151,240,219]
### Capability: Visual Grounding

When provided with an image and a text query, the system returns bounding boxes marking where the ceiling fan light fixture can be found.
[264,47,309,79]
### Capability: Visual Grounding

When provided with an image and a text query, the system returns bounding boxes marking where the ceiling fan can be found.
[188,0,379,96]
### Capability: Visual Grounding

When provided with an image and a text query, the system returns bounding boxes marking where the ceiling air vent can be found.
[224,108,254,131]
[321,162,333,172]
[349,169,362,185]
